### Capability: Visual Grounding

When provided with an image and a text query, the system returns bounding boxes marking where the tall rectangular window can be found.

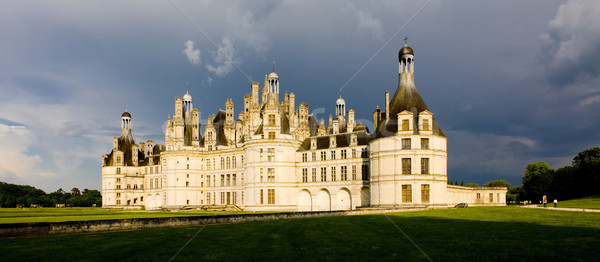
[312,152,316,161]
[221,175,225,187]
[402,138,411,149]
[421,158,429,174]
[267,148,275,161]
[260,149,264,161]
[361,148,368,158]
[226,157,231,169]
[302,153,307,162]
[206,159,211,170]
[362,164,369,180]
[477,193,481,199]
[312,168,317,182]
[268,132,275,139]
[341,166,348,181]
[268,114,276,126]
[402,158,411,174]
[321,167,327,182]
[331,167,336,181]
[267,168,275,182]
[421,184,430,203]
[116,168,121,174]
[302,168,308,183]
[260,168,264,183]
[421,138,429,149]
[489,193,494,203]
[352,149,357,158]
[232,174,236,186]
[226,174,231,186]
[402,185,412,203]
[331,150,336,160]
[402,119,409,131]
[260,189,264,204]
[341,150,347,159]
[232,156,236,168]
[352,165,357,180]
[321,151,326,161]
[268,189,275,204]
[207,175,211,187]
[422,119,430,131]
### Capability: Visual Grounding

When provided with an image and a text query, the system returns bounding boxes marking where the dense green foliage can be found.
[490,147,600,203]
[464,183,479,187]
[483,180,511,189]
[520,147,600,202]
[1,207,598,261]
[550,194,600,209]
[0,182,101,208]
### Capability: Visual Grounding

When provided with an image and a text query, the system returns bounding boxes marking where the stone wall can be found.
[0,209,417,238]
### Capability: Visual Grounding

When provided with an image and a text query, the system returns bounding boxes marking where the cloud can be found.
[0,124,55,179]
[541,0,600,86]
[348,4,384,40]
[182,40,201,65]
[580,94,600,106]
[206,37,237,77]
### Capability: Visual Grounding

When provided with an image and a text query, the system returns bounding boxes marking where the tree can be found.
[572,147,600,198]
[71,188,81,196]
[460,180,464,186]
[483,180,511,190]
[465,183,479,188]
[522,162,554,201]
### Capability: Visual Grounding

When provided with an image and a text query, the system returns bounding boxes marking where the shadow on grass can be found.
[0,211,598,262]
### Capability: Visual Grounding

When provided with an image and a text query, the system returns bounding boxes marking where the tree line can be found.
[0,182,101,208]
[509,147,600,203]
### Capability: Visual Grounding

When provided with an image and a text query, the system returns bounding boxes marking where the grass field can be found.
[1,206,599,261]
[551,194,600,209]
[0,207,276,224]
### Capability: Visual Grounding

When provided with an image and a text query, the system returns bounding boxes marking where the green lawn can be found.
[1,206,599,261]
[0,207,276,224]
[552,194,600,209]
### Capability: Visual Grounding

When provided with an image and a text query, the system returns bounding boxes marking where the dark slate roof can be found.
[213,110,229,146]
[297,132,372,151]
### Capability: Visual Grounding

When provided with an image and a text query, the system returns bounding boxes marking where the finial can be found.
[272,61,275,72]
[125,105,128,112]
[404,36,408,45]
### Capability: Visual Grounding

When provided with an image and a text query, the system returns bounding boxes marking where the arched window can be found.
[227,157,231,169]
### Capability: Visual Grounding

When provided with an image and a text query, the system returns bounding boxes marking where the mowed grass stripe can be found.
[0,207,599,261]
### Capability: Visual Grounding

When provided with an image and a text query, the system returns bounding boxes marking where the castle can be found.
[101,44,507,211]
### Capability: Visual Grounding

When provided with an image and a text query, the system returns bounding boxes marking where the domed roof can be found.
[336,96,345,105]
[354,123,368,133]
[121,111,131,118]
[268,72,279,79]
[183,91,192,102]
[398,45,414,59]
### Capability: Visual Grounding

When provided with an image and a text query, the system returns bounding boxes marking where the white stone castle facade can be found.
[102,44,507,211]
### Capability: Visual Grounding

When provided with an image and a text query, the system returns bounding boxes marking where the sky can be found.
[1,0,599,192]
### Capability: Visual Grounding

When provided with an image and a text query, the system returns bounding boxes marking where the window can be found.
[155,178,159,188]
[260,189,264,204]
[206,159,211,170]
[402,119,409,131]
[268,189,275,204]
[117,156,121,164]
[260,168,264,182]
[341,166,347,181]
[267,148,275,161]
[213,159,216,170]
[352,165,357,180]
[402,158,411,174]
[312,168,317,182]
[232,156,236,168]
[402,185,412,202]
[489,193,494,203]
[268,114,276,126]
[221,157,225,169]
[116,192,121,197]
[321,167,327,182]
[232,174,236,186]
[477,193,481,199]
[402,138,411,149]
[312,152,316,161]
[116,200,121,205]
[421,184,430,203]
[331,150,336,160]
[260,149,264,161]
[150,179,153,189]
[341,150,347,159]
[127,184,131,189]
[361,148,368,158]
[421,138,429,149]
[267,168,275,182]
[186,181,189,187]
[116,168,121,175]
[321,151,326,161]
[268,132,275,139]
[116,177,121,182]
[221,175,225,187]
[352,149,357,158]
[187,164,189,169]
[226,174,230,186]
[207,175,211,187]
[155,166,159,173]
[302,153,307,162]
[227,157,231,169]
[331,167,336,181]
[362,164,369,180]
[422,119,430,131]
[241,155,244,165]
[421,158,429,174]
[207,192,211,204]
[302,168,308,182]
[187,174,189,178]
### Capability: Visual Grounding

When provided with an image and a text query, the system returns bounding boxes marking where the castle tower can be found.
[121,111,131,136]
[336,96,346,117]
